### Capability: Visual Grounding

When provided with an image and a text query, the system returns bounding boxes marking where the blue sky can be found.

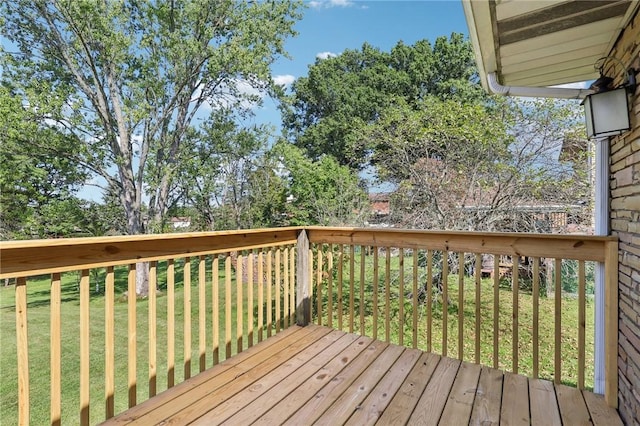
[255,0,469,130]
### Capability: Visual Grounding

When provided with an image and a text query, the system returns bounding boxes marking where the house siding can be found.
[608,8,640,424]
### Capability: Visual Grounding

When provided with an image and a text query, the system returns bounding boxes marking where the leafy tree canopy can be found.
[282,33,484,171]
[273,143,368,226]
[2,0,302,238]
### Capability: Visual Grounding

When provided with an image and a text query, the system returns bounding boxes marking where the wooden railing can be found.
[0,227,619,424]
[300,228,619,407]
[0,228,299,425]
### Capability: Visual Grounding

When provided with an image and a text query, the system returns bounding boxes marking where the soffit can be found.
[463,0,640,89]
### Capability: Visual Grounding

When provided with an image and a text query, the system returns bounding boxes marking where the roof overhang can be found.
[463,0,640,91]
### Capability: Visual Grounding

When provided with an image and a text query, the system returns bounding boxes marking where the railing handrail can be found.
[0,227,300,279]
[0,226,617,279]
[306,226,617,262]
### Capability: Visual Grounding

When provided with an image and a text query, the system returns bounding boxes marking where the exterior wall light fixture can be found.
[583,56,636,139]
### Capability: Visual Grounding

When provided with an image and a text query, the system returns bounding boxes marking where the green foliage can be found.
[0,85,88,238]
[282,33,484,170]
[2,0,302,236]
[361,94,587,231]
[274,143,368,226]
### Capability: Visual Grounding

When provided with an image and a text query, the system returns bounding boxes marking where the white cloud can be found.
[273,74,296,87]
[316,51,337,60]
[309,0,354,9]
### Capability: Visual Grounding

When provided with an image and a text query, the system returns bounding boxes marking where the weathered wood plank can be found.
[197,330,352,425]
[103,325,310,424]
[344,348,422,426]
[500,372,529,425]
[529,378,561,426]
[282,339,390,425]
[439,362,482,425]
[100,325,623,426]
[144,327,332,426]
[556,384,591,425]
[469,366,503,426]
[254,335,371,424]
[377,352,441,425]
[314,344,405,425]
[407,356,461,424]
[583,390,623,426]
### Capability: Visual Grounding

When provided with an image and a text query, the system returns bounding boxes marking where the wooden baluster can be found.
[399,248,404,346]
[317,248,323,326]
[554,258,562,384]
[442,251,449,357]
[184,257,191,379]
[412,250,418,349]
[475,253,481,364]
[198,256,206,371]
[16,276,29,426]
[458,252,464,360]
[385,248,391,343]
[51,273,61,426]
[327,245,333,328]
[338,245,344,330]
[266,249,272,337]
[212,256,220,365]
[289,246,296,326]
[127,265,136,407]
[359,245,366,336]
[236,253,243,354]
[105,267,115,418]
[167,259,175,387]
[283,247,289,329]
[493,255,500,369]
[373,247,379,341]
[257,252,264,342]
[225,254,232,359]
[578,260,586,389]
[149,261,157,395]
[427,250,433,352]
[248,251,254,347]
[275,247,281,333]
[533,257,540,379]
[349,245,355,333]
[80,269,90,425]
[512,257,519,374]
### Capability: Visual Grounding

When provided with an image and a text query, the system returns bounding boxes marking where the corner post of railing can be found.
[296,229,311,326]
[604,238,619,408]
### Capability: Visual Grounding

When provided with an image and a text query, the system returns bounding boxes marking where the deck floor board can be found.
[101,324,623,425]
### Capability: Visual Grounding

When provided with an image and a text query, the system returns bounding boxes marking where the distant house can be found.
[368,193,390,225]
[170,217,191,229]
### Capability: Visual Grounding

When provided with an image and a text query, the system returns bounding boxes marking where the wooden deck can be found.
[102,325,622,425]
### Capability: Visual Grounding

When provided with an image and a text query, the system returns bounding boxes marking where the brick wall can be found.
[608,8,640,425]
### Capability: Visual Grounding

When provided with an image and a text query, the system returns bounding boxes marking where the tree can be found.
[365,96,587,232]
[274,143,368,226]
[2,0,301,294]
[282,33,484,171]
[176,109,278,231]
[0,84,87,239]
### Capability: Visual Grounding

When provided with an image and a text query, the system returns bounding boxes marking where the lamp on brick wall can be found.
[583,57,636,139]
